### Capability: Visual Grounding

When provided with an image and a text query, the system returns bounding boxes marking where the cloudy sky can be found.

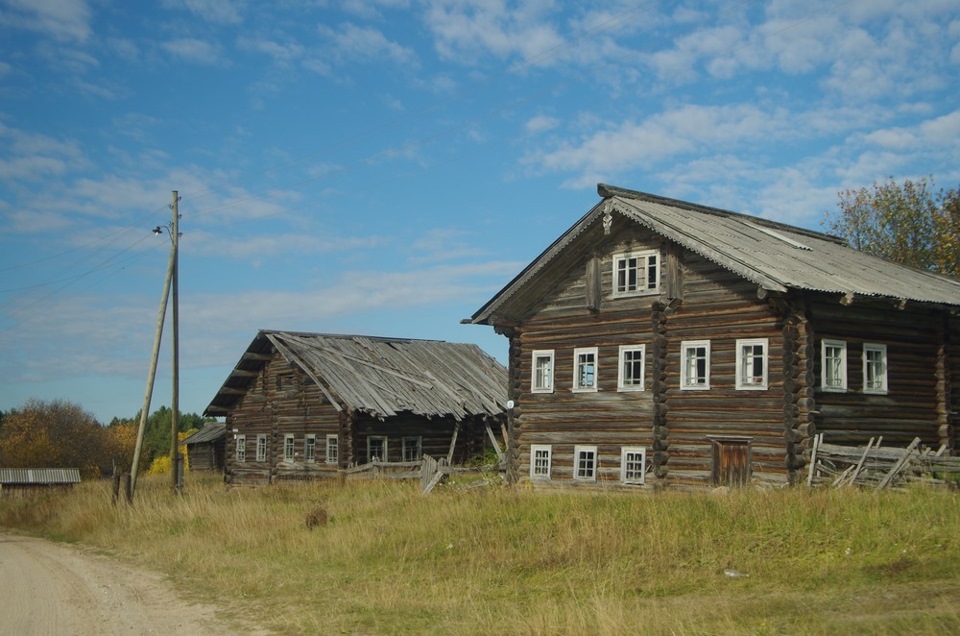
[1,0,958,423]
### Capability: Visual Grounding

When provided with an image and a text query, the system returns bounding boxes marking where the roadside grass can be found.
[2,474,958,634]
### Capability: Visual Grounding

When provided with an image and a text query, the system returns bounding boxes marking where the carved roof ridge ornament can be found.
[602,200,614,235]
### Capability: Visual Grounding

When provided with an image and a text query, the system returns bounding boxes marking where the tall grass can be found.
[2,474,958,635]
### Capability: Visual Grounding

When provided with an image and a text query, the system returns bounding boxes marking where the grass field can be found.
[2,473,959,635]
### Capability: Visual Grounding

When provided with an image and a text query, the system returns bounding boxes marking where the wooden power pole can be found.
[171,191,181,493]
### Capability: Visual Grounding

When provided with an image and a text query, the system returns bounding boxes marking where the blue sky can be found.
[1,0,958,424]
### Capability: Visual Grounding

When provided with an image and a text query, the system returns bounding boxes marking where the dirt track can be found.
[0,533,266,635]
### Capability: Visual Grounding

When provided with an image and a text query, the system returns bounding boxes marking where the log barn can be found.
[205,330,508,485]
[465,184,960,489]
[182,422,226,472]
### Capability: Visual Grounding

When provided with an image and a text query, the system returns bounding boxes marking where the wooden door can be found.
[711,438,752,487]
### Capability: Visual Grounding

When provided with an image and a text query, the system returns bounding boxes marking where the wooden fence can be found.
[339,455,502,494]
[807,434,960,489]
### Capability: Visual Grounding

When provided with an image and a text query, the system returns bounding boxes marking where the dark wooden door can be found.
[711,439,752,487]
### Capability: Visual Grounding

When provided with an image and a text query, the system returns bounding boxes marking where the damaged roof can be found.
[205,330,507,420]
[468,184,960,324]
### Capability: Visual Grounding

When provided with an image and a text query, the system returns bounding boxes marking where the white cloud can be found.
[162,38,222,65]
[319,23,418,67]
[163,0,243,25]
[0,0,91,42]
[524,115,559,135]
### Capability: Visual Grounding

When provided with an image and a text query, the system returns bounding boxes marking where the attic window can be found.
[613,249,659,296]
[742,221,812,251]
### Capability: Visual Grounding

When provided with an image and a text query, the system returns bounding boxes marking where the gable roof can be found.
[182,422,226,446]
[468,184,960,325]
[205,330,507,420]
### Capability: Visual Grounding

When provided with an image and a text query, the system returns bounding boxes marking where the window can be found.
[530,444,552,480]
[532,350,555,393]
[276,373,296,391]
[368,436,388,463]
[574,445,598,482]
[613,250,659,296]
[863,343,888,394]
[621,447,646,485]
[236,435,246,463]
[256,434,267,462]
[402,436,422,462]
[283,434,295,462]
[821,339,847,392]
[573,347,598,392]
[736,338,768,390]
[304,435,316,463]
[617,345,646,391]
[681,340,711,390]
[325,434,339,465]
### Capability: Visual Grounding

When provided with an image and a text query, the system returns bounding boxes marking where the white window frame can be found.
[325,434,338,465]
[680,340,711,390]
[402,436,422,462]
[236,434,246,463]
[531,349,555,393]
[530,444,552,480]
[620,446,646,485]
[821,339,847,392]
[283,434,295,462]
[304,434,316,463]
[736,338,769,390]
[612,249,659,297]
[367,436,388,463]
[863,343,888,395]
[573,445,598,482]
[572,347,599,393]
[617,345,646,392]
[256,434,267,462]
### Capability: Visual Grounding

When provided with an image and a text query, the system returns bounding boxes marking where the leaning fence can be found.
[807,434,960,489]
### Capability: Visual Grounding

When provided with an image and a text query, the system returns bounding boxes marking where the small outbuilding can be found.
[182,422,226,472]
[0,468,81,499]
[205,330,508,485]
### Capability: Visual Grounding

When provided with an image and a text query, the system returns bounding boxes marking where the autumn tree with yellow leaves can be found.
[825,177,960,278]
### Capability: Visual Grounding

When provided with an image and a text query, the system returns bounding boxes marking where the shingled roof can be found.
[205,330,507,420]
[468,184,960,325]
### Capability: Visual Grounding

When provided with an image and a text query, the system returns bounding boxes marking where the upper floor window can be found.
[863,343,888,394]
[617,345,646,391]
[573,347,598,392]
[821,339,847,392]
[613,250,659,297]
[736,338,768,390]
[530,444,552,480]
[532,350,555,393]
[681,340,711,390]
[574,445,598,482]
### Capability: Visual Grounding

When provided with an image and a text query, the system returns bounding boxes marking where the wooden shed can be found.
[0,468,81,499]
[466,184,960,490]
[205,330,508,485]
[182,422,226,472]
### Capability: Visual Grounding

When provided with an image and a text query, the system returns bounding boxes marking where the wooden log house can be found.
[205,330,508,485]
[182,422,226,472]
[465,184,960,490]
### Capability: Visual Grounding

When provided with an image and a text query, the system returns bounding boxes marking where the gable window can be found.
[821,339,847,392]
[304,434,316,463]
[613,250,659,296]
[402,436,422,462]
[532,350,555,393]
[283,434,295,462]
[325,434,338,465]
[236,435,246,463]
[736,338,768,390]
[573,347,598,392]
[617,345,646,391]
[681,340,711,390]
[621,447,646,485]
[863,343,888,394]
[574,445,598,482]
[530,444,552,480]
[368,436,388,463]
[256,434,267,462]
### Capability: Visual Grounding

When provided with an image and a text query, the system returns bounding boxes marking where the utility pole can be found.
[130,194,178,498]
[170,191,182,494]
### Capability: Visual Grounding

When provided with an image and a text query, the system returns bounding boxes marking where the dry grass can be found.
[2,473,959,634]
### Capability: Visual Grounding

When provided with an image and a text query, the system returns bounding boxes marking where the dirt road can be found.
[0,533,266,635]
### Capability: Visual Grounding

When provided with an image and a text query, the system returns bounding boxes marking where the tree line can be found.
[0,399,214,479]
